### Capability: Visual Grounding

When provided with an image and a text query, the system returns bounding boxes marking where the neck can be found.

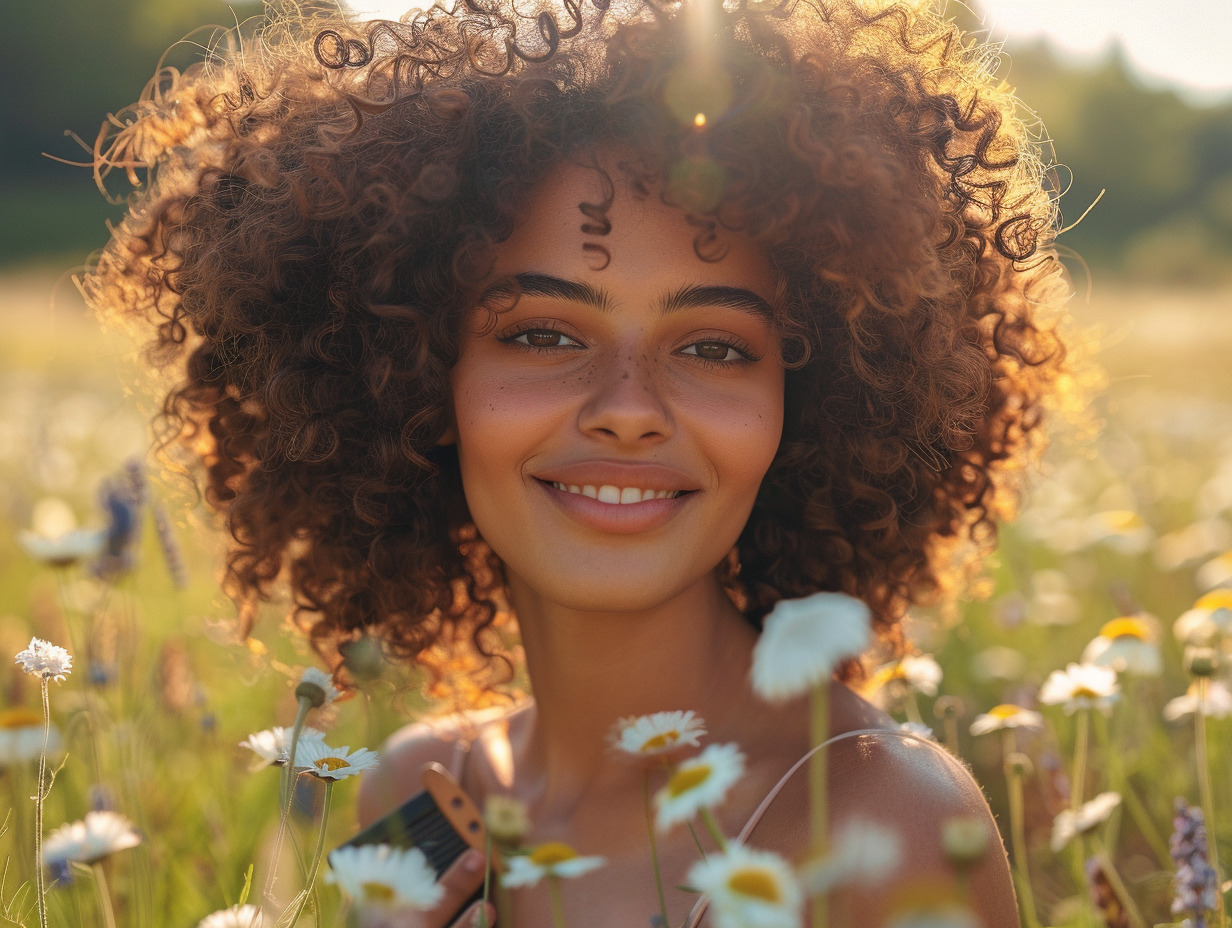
[508,572,758,810]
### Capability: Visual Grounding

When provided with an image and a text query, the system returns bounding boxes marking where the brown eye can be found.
[685,341,739,361]
[504,329,581,349]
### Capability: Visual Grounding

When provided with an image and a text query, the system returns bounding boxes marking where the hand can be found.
[425,849,495,928]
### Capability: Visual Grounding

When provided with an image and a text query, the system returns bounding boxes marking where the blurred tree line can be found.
[3,0,1230,283]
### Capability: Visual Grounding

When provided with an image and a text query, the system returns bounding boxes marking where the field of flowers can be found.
[2,265,1231,927]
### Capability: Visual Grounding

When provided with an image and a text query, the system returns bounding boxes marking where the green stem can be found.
[811,681,830,928]
[264,698,313,907]
[1093,844,1148,928]
[1194,679,1227,928]
[698,808,727,853]
[280,779,333,927]
[1072,709,1090,811]
[34,679,50,928]
[91,862,118,928]
[686,821,708,860]
[1004,735,1040,928]
[905,691,925,727]
[643,773,671,928]
[548,876,568,928]
[1091,711,1170,867]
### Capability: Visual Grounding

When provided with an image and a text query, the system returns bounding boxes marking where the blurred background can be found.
[0,3,1229,923]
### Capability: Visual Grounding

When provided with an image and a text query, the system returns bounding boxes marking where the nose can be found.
[577,348,675,445]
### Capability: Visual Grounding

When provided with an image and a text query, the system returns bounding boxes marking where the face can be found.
[449,158,785,615]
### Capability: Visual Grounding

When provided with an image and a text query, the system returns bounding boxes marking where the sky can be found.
[345,0,1232,105]
[976,0,1232,104]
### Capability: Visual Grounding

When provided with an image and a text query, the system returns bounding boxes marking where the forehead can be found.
[491,157,778,300]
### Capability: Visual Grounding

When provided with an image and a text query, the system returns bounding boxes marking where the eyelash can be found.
[496,326,760,367]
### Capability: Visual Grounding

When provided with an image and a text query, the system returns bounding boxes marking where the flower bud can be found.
[1184,646,1220,678]
[484,795,531,845]
[1006,752,1034,778]
[941,816,989,868]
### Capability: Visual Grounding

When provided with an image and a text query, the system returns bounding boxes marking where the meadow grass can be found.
[2,266,1231,926]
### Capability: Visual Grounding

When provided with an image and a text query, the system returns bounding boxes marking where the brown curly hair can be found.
[83,0,1068,686]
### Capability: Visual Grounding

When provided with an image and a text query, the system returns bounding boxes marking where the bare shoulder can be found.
[357,704,524,828]
[827,731,1020,926]
[356,717,463,828]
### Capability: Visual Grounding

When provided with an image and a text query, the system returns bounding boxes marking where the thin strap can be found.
[683,727,937,928]
[448,736,472,782]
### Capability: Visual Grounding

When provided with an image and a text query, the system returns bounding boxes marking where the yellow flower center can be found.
[641,730,679,752]
[315,756,349,772]
[361,882,396,902]
[1099,617,1150,641]
[727,867,781,902]
[530,842,579,867]
[1072,686,1100,700]
[0,709,43,729]
[1196,590,1232,612]
[1102,510,1143,531]
[667,764,712,797]
[988,704,1024,720]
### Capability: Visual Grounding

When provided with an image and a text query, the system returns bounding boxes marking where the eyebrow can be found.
[506,273,774,321]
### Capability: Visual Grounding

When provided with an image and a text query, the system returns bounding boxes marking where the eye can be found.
[502,328,582,349]
[681,340,746,362]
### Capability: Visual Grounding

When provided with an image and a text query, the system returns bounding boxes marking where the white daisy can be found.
[1037,663,1120,715]
[1086,510,1152,555]
[897,721,936,740]
[1163,680,1232,722]
[870,654,943,698]
[1050,791,1122,853]
[686,843,803,928]
[1174,591,1232,645]
[502,842,606,888]
[800,817,902,894]
[611,710,706,757]
[15,637,73,683]
[751,592,872,703]
[655,742,746,833]
[239,726,328,767]
[197,904,266,928]
[326,844,444,910]
[17,528,106,568]
[43,811,142,865]
[296,667,340,707]
[968,704,1044,736]
[1081,616,1162,676]
[1196,552,1232,591]
[292,739,379,780]
[0,709,60,766]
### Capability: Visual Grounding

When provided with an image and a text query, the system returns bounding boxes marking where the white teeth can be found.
[549,481,682,503]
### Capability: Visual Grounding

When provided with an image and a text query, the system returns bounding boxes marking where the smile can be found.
[549,482,683,503]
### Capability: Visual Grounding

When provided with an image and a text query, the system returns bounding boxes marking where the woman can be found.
[84,0,1067,923]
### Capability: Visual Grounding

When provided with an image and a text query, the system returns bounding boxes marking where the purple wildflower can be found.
[1170,798,1218,928]
[92,470,143,579]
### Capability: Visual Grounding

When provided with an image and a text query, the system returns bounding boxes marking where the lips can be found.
[531,462,698,533]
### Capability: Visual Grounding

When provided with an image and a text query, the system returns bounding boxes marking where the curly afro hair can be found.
[83,0,1069,686]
